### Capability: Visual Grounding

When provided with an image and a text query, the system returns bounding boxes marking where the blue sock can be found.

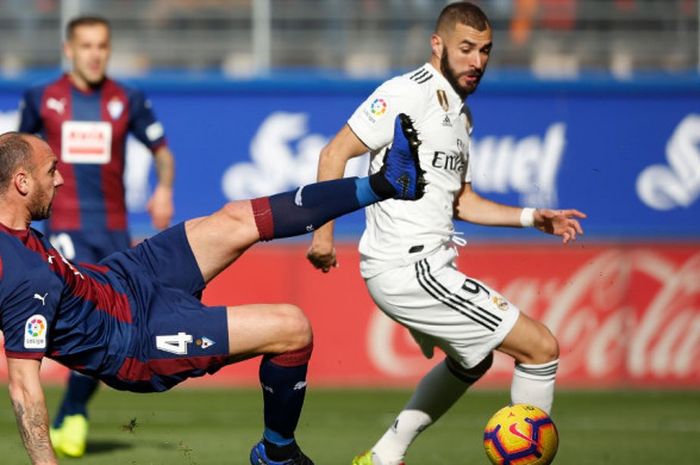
[53,371,99,427]
[252,176,384,241]
[258,345,312,447]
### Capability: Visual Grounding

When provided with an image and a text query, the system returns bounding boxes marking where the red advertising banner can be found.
[1,243,699,388]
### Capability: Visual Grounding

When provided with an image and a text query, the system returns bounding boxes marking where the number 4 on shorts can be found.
[156,332,193,355]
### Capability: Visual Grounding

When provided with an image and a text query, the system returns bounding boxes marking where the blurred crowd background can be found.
[0,0,698,79]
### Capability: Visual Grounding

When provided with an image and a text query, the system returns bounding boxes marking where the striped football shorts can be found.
[365,245,520,369]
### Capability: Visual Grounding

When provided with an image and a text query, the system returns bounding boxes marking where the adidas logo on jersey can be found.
[442,115,452,127]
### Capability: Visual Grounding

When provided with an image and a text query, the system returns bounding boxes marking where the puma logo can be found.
[46,97,66,115]
[33,293,48,306]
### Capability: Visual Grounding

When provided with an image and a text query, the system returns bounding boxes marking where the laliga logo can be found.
[221,112,369,199]
[470,123,566,208]
[637,114,700,210]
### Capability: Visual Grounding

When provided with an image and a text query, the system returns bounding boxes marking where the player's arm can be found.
[454,182,586,243]
[127,88,175,230]
[7,357,57,465]
[17,89,43,133]
[147,144,175,230]
[307,125,369,272]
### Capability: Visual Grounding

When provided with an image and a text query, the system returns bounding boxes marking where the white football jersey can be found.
[348,63,473,278]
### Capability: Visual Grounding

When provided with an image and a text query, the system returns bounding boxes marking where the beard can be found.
[28,190,54,221]
[440,49,482,99]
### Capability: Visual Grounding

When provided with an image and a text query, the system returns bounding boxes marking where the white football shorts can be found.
[365,244,520,370]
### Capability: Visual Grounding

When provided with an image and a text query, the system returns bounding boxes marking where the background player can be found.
[0,122,423,465]
[17,15,175,457]
[306,3,586,465]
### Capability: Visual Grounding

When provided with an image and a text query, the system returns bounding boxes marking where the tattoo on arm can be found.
[11,397,54,464]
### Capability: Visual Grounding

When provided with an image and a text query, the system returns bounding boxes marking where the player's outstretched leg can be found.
[251,112,425,241]
[186,112,425,283]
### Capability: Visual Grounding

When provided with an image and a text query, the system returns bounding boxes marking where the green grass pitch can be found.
[1,387,699,464]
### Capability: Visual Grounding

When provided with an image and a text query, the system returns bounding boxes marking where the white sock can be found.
[371,410,431,465]
[372,360,472,465]
[510,359,559,414]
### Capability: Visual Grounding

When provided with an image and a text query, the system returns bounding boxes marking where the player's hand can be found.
[534,208,587,244]
[147,184,174,230]
[307,241,338,273]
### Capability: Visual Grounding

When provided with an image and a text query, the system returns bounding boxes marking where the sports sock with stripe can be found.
[258,343,313,460]
[251,175,391,241]
[510,359,559,414]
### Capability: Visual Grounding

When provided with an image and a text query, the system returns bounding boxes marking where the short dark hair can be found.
[0,132,33,195]
[66,15,111,40]
[435,1,491,35]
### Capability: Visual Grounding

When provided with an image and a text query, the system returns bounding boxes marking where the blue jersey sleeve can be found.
[127,88,167,152]
[18,86,44,133]
[0,273,57,361]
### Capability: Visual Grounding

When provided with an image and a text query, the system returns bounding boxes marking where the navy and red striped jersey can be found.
[0,223,133,378]
[18,74,167,232]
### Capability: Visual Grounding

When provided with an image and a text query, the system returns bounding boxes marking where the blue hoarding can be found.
[1,74,698,240]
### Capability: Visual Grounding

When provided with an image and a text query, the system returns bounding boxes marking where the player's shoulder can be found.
[22,75,63,99]
[385,64,435,89]
[104,77,149,101]
[377,64,435,105]
[403,64,438,86]
[0,229,27,269]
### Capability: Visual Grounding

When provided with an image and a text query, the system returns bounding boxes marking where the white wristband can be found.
[520,207,536,228]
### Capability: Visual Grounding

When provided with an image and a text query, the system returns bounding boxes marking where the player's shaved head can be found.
[435,1,491,36]
[66,15,111,40]
[0,132,34,194]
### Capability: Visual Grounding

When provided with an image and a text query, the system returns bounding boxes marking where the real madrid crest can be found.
[436,89,449,112]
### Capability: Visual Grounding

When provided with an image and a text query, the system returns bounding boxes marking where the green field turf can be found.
[1,387,698,465]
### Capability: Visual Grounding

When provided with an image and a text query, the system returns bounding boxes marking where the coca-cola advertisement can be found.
[3,243,696,388]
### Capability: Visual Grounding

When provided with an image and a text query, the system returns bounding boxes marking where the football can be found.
[483,404,559,465]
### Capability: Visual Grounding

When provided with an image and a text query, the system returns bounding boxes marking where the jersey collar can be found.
[63,73,108,96]
[0,221,31,243]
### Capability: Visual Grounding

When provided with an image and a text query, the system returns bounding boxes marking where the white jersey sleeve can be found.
[347,77,423,151]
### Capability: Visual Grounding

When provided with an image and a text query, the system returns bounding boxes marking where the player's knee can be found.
[277,304,313,350]
[219,201,255,232]
[531,326,559,364]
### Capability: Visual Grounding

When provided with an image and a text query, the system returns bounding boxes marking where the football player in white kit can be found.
[307,2,586,465]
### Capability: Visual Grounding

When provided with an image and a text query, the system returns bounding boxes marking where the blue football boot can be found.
[250,440,315,465]
[381,113,426,200]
